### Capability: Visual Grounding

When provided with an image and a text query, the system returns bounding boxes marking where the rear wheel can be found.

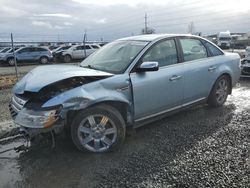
[63,55,71,63]
[71,104,126,153]
[208,75,230,107]
[39,56,49,64]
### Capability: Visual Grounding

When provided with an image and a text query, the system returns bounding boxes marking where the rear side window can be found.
[142,39,178,67]
[180,38,207,61]
[19,48,32,53]
[204,41,223,56]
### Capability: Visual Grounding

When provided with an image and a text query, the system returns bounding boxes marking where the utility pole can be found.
[144,13,148,34]
[11,33,18,80]
[83,30,87,58]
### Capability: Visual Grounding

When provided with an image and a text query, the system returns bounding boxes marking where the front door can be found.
[130,39,184,121]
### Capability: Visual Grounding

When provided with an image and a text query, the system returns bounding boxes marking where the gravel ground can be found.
[0,89,12,122]
[0,79,249,188]
[96,79,250,188]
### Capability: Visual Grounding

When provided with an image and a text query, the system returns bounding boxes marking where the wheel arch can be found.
[63,53,72,58]
[209,72,232,97]
[65,100,132,131]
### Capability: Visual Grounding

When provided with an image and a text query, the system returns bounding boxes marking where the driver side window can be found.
[142,39,178,67]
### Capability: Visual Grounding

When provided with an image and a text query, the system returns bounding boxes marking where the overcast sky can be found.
[0,0,250,42]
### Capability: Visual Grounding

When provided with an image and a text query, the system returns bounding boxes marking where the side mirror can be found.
[137,61,159,72]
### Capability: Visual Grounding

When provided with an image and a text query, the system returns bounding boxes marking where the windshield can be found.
[219,37,231,41]
[6,47,19,53]
[0,48,11,53]
[80,40,148,74]
[61,46,71,50]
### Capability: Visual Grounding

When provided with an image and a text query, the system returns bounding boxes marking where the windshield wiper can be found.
[81,64,99,70]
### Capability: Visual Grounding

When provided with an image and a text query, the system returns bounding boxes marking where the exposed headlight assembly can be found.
[15,106,62,128]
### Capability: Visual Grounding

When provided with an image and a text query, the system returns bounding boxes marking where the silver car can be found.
[9,34,241,153]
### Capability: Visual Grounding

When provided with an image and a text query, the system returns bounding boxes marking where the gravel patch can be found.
[0,89,12,122]
[95,80,250,188]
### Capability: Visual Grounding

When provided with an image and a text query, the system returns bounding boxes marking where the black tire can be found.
[71,104,126,153]
[39,56,49,64]
[63,54,72,63]
[7,57,15,66]
[208,75,230,107]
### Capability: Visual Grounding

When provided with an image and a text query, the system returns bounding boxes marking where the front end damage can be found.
[9,73,112,140]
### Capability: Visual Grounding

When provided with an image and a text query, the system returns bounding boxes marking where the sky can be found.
[0,0,250,42]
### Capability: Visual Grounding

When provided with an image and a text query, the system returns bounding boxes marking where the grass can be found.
[0,75,19,90]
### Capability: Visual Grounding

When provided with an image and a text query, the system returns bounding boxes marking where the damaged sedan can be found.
[9,34,241,153]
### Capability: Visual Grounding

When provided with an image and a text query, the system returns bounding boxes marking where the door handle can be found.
[169,75,182,81]
[208,66,217,71]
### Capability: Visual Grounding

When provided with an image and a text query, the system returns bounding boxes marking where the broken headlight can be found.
[15,106,62,128]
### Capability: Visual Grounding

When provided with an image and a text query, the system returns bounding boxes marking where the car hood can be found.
[13,64,113,94]
[0,52,10,57]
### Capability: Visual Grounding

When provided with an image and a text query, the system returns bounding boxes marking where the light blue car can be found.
[9,34,241,153]
[0,46,53,66]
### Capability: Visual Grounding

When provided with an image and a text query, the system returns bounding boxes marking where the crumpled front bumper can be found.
[19,122,64,138]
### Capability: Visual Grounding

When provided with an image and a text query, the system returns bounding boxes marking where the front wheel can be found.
[7,57,15,66]
[39,56,49,64]
[63,55,71,63]
[71,105,126,153]
[208,75,230,107]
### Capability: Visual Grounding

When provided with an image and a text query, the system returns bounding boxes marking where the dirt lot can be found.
[0,78,249,188]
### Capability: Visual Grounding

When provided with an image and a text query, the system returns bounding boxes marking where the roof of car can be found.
[117,34,196,42]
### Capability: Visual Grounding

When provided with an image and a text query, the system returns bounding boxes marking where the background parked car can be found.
[61,44,100,63]
[241,46,250,75]
[52,45,72,61]
[0,46,53,66]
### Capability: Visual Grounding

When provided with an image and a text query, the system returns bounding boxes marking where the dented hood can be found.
[13,64,113,94]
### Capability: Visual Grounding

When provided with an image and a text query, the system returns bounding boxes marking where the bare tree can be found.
[141,27,156,34]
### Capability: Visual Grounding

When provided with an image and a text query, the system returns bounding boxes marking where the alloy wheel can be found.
[215,78,228,104]
[77,114,117,152]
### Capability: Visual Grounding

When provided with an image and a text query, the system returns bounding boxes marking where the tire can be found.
[7,57,15,66]
[63,54,72,63]
[71,104,126,153]
[208,75,230,107]
[39,56,49,64]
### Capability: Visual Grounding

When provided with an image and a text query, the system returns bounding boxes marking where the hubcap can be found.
[77,115,117,152]
[64,56,70,62]
[9,59,15,65]
[215,78,228,104]
[41,57,48,64]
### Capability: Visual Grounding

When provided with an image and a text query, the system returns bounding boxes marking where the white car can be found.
[62,44,100,63]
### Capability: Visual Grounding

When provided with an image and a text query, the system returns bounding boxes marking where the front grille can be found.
[242,67,250,75]
[9,95,27,118]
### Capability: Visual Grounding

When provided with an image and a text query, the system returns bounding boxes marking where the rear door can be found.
[178,37,221,103]
[30,48,41,60]
[130,38,184,120]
